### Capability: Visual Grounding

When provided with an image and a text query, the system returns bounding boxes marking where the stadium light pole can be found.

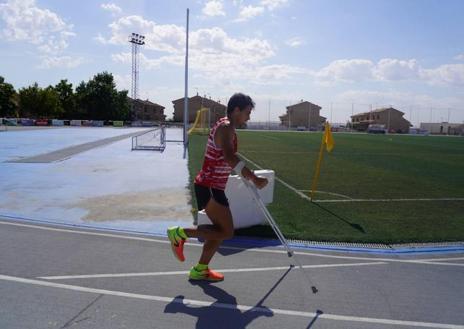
[128,33,145,101]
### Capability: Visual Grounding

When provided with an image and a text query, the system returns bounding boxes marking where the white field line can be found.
[408,261,464,266]
[239,152,463,203]
[314,198,464,203]
[38,262,387,280]
[1,274,463,329]
[411,257,464,262]
[238,152,353,200]
[1,220,463,267]
[297,190,353,199]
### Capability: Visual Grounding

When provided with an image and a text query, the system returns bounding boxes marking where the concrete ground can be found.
[1,217,463,329]
[0,126,192,234]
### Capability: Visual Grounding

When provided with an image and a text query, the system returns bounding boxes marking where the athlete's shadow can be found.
[164,267,297,328]
[164,287,272,328]
[312,202,366,233]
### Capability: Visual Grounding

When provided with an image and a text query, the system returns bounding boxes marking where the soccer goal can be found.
[131,125,166,152]
[188,107,210,135]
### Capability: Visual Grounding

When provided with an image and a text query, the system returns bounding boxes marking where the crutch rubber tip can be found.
[311,286,318,294]
[287,251,293,257]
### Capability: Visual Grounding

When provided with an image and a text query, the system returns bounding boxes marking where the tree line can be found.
[0,72,130,121]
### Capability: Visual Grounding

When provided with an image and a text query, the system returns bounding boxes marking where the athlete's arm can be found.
[216,125,268,189]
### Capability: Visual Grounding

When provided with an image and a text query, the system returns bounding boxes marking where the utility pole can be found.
[183,8,189,158]
[268,100,271,130]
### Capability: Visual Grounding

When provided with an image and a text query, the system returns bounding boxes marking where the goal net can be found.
[131,126,166,151]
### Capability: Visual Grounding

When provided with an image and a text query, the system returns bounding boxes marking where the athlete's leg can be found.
[184,198,233,241]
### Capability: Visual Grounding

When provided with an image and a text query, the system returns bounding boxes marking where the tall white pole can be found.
[183,8,189,159]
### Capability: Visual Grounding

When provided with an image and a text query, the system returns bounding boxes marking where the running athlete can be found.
[167,93,268,282]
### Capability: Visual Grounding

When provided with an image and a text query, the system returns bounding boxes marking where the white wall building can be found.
[420,122,464,135]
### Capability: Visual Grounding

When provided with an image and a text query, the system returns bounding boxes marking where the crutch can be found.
[242,177,318,294]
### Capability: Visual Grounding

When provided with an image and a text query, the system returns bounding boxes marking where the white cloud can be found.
[0,0,75,53]
[374,58,420,80]
[104,16,274,60]
[106,16,185,53]
[421,64,464,86]
[260,0,288,10]
[237,5,265,21]
[312,58,464,86]
[315,59,375,83]
[202,0,225,17]
[104,15,309,85]
[101,3,122,16]
[94,33,109,44]
[285,36,304,48]
[454,54,464,61]
[38,55,85,69]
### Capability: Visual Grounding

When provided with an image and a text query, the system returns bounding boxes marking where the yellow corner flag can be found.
[310,122,335,200]
[323,122,335,152]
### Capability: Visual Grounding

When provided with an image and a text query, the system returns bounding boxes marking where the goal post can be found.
[131,125,166,152]
[188,107,210,135]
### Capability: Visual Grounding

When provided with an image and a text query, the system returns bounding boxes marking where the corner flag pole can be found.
[310,122,334,201]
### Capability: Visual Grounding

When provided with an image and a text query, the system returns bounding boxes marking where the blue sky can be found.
[1,0,463,125]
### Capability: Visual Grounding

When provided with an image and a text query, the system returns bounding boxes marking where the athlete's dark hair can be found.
[227,93,255,115]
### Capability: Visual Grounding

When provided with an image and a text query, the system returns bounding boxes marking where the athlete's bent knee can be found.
[222,228,234,240]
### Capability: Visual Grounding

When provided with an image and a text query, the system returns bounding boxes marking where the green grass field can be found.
[188,131,464,244]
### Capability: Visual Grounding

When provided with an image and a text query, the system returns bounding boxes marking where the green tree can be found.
[18,83,62,118]
[116,90,130,121]
[0,76,18,117]
[55,79,76,119]
[75,81,90,119]
[75,72,130,121]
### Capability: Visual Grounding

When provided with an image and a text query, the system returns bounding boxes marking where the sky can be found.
[1,0,463,125]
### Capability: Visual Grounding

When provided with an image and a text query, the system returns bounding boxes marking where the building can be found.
[279,101,325,130]
[129,98,166,122]
[420,122,464,135]
[351,107,411,133]
[172,95,226,123]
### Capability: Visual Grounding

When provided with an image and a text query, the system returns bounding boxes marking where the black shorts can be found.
[194,184,229,210]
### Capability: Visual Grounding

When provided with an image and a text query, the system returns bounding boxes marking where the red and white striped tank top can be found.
[194,117,237,190]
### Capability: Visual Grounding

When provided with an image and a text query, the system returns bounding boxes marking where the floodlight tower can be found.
[128,33,145,100]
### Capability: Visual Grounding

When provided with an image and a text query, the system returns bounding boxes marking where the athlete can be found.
[167,93,268,281]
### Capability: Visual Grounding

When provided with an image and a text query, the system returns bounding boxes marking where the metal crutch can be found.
[242,177,318,294]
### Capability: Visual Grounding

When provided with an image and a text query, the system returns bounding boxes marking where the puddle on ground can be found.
[72,188,192,222]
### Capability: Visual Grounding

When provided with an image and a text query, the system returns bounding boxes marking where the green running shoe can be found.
[167,226,186,262]
[189,266,224,282]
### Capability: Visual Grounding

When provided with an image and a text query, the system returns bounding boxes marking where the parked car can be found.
[367,124,386,134]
